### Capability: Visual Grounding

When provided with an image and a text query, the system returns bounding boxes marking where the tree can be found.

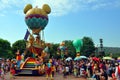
[81,37,95,57]
[111,53,120,58]
[0,38,13,58]
[11,39,26,57]
[49,43,59,58]
[64,40,76,58]
[51,38,95,58]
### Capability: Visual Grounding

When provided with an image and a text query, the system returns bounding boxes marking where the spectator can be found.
[115,62,120,80]
[10,60,16,79]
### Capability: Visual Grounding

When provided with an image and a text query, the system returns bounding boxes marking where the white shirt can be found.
[66,66,69,72]
[115,66,120,80]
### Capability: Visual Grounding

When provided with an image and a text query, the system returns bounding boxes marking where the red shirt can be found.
[16,54,21,60]
[112,73,117,80]
[118,65,120,74]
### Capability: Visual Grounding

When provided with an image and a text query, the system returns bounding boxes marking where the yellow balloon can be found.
[34,8,42,14]
[41,9,47,16]
[42,4,51,14]
[24,4,32,14]
[26,9,35,16]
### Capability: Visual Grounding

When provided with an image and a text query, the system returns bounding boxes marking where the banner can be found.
[24,29,30,40]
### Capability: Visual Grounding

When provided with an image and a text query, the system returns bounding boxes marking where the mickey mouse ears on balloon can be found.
[24,4,51,35]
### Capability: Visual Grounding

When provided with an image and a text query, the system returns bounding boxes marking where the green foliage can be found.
[49,43,59,58]
[81,37,95,57]
[48,40,76,59]
[98,47,120,58]
[64,40,76,58]
[11,39,26,57]
[111,53,120,58]
[0,38,13,58]
[3,36,120,59]
[103,47,120,54]
[51,37,95,58]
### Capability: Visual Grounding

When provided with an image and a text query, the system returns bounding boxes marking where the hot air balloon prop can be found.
[23,4,51,55]
[58,42,66,51]
[15,4,51,76]
[73,39,83,56]
[57,42,68,59]
[24,4,51,35]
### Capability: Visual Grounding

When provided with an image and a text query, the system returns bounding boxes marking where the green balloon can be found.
[73,39,83,53]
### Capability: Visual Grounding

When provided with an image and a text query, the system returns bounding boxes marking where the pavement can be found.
[2,72,87,80]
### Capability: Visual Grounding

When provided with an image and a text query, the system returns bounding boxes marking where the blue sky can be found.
[0,0,120,47]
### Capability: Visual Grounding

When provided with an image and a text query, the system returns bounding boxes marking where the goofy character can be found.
[45,59,53,80]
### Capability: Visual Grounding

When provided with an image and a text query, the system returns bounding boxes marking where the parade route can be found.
[4,72,86,80]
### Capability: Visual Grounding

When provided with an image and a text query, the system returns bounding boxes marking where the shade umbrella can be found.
[74,57,81,61]
[65,57,72,61]
[103,57,112,60]
[117,60,120,62]
[79,56,87,59]
[92,57,100,62]
[117,57,120,60]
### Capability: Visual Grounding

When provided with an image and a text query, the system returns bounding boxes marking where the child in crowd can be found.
[112,70,117,80]
[10,60,16,79]
[0,67,6,80]
[0,67,2,79]
[51,64,56,77]
[0,60,6,80]
[73,67,77,77]
[59,64,63,74]
[0,67,1,77]
[63,65,67,78]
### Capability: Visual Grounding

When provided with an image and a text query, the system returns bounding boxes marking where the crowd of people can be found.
[0,56,120,80]
[43,56,120,80]
[0,58,16,80]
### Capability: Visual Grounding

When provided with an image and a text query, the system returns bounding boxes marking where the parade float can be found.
[73,39,83,59]
[57,42,68,59]
[73,39,88,77]
[15,3,51,75]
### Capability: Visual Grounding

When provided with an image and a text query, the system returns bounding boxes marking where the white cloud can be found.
[0,0,120,17]
[91,3,109,10]
[32,0,81,16]
[91,0,120,10]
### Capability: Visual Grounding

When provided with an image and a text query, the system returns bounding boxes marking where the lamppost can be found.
[95,44,98,56]
[100,39,103,51]
[99,38,105,57]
